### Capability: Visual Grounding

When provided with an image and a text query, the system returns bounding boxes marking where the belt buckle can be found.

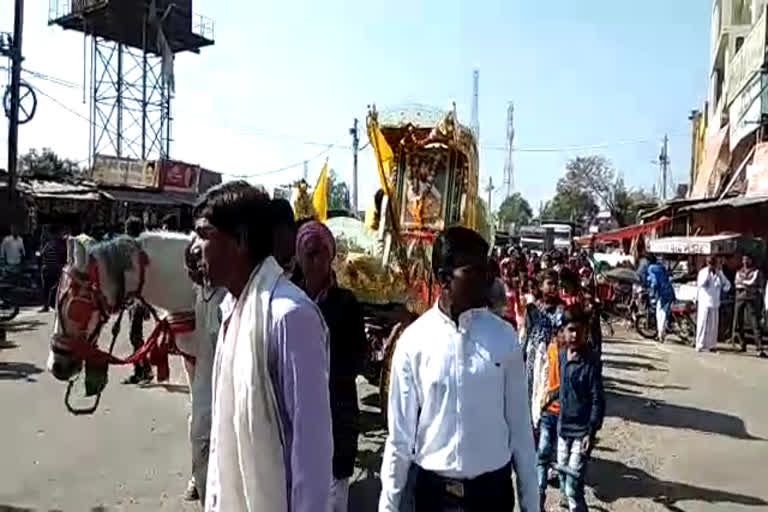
[446,480,464,498]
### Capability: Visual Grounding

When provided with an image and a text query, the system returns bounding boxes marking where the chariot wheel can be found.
[378,321,409,422]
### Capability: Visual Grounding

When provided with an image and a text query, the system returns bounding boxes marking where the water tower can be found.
[48,0,214,163]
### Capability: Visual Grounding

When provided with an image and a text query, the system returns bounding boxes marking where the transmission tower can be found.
[470,69,480,140]
[502,102,515,197]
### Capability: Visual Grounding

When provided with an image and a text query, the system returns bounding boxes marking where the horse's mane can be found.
[88,236,141,290]
[87,230,193,300]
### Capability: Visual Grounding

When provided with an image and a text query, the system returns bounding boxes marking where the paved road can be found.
[0,309,197,512]
[2,312,767,511]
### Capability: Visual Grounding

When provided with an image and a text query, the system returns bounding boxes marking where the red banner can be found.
[160,160,200,193]
[576,216,671,245]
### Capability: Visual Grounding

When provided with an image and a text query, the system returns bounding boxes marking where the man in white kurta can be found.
[192,182,333,512]
[696,256,731,352]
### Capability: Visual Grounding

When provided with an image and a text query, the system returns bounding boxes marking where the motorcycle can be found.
[634,288,696,344]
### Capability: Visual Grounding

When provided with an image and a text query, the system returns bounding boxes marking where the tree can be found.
[614,184,658,226]
[327,169,351,211]
[19,148,82,180]
[542,186,598,223]
[496,192,533,229]
[549,155,657,227]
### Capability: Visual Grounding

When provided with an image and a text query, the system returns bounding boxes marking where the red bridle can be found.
[52,250,196,373]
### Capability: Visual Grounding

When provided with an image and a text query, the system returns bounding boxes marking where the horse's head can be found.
[47,234,147,381]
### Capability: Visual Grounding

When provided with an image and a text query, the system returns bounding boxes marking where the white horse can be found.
[48,230,217,500]
[48,231,198,382]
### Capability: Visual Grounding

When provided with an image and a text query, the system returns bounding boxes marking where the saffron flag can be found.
[312,161,329,222]
[368,120,395,195]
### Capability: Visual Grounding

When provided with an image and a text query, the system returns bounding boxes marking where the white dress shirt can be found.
[379,303,539,512]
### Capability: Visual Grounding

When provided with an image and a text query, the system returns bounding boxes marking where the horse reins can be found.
[55,249,196,415]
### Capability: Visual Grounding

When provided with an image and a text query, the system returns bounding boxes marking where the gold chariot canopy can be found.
[367,103,482,241]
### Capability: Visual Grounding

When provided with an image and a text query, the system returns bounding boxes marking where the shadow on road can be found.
[0,361,43,382]
[607,390,764,441]
[350,442,384,511]
[0,507,107,512]
[602,349,666,363]
[139,382,190,394]
[602,358,663,372]
[605,376,689,391]
[3,319,45,334]
[361,391,381,409]
[588,457,768,511]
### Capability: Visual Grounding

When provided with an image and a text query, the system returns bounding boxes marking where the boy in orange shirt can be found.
[534,311,565,509]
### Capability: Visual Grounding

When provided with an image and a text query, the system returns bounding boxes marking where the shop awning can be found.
[576,216,671,245]
[679,195,768,213]
[102,188,198,206]
[33,192,103,201]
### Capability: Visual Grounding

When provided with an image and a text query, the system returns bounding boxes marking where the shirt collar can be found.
[431,301,490,330]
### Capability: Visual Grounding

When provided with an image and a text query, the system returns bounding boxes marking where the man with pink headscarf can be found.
[296,221,367,512]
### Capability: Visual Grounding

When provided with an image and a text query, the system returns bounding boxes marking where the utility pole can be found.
[350,118,359,215]
[303,160,308,181]
[659,134,670,201]
[485,176,495,212]
[6,0,24,201]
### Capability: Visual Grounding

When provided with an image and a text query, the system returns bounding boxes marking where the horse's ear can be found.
[70,235,88,272]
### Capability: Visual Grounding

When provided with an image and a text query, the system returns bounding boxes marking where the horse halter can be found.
[52,251,149,359]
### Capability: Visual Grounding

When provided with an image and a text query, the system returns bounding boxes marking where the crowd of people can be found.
[7,178,767,511]
[138,179,603,512]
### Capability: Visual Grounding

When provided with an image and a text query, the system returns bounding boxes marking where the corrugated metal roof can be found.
[679,195,768,212]
[29,179,99,196]
[102,188,198,206]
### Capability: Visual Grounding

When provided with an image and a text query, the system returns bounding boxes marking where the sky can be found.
[1,0,711,213]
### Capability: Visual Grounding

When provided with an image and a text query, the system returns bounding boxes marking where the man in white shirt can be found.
[379,226,539,512]
[1,225,25,268]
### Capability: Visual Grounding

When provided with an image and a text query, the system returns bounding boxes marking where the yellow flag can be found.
[368,119,394,195]
[312,161,329,222]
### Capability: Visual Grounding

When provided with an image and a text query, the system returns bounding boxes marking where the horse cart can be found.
[327,104,490,416]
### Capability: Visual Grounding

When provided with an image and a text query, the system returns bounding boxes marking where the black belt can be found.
[414,461,513,504]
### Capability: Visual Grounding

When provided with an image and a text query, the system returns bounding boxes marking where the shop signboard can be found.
[649,235,741,255]
[90,155,159,189]
[160,159,200,193]
[728,6,768,150]
[729,72,768,151]
[727,6,767,105]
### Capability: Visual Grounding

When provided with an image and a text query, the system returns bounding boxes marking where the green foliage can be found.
[543,155,657,227]
[496,192,533,229]
[19,148,82,180]
[542,187,598,223]
[475,198,494,244]
[328,169,351,211]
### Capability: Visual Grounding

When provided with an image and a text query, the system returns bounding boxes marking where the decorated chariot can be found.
[325,104,489,415]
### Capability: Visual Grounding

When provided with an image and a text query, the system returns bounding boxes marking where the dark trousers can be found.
[413,461,514,512]
[733,298,763,351]
[41,266,62,309]
[129,303,151,377]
